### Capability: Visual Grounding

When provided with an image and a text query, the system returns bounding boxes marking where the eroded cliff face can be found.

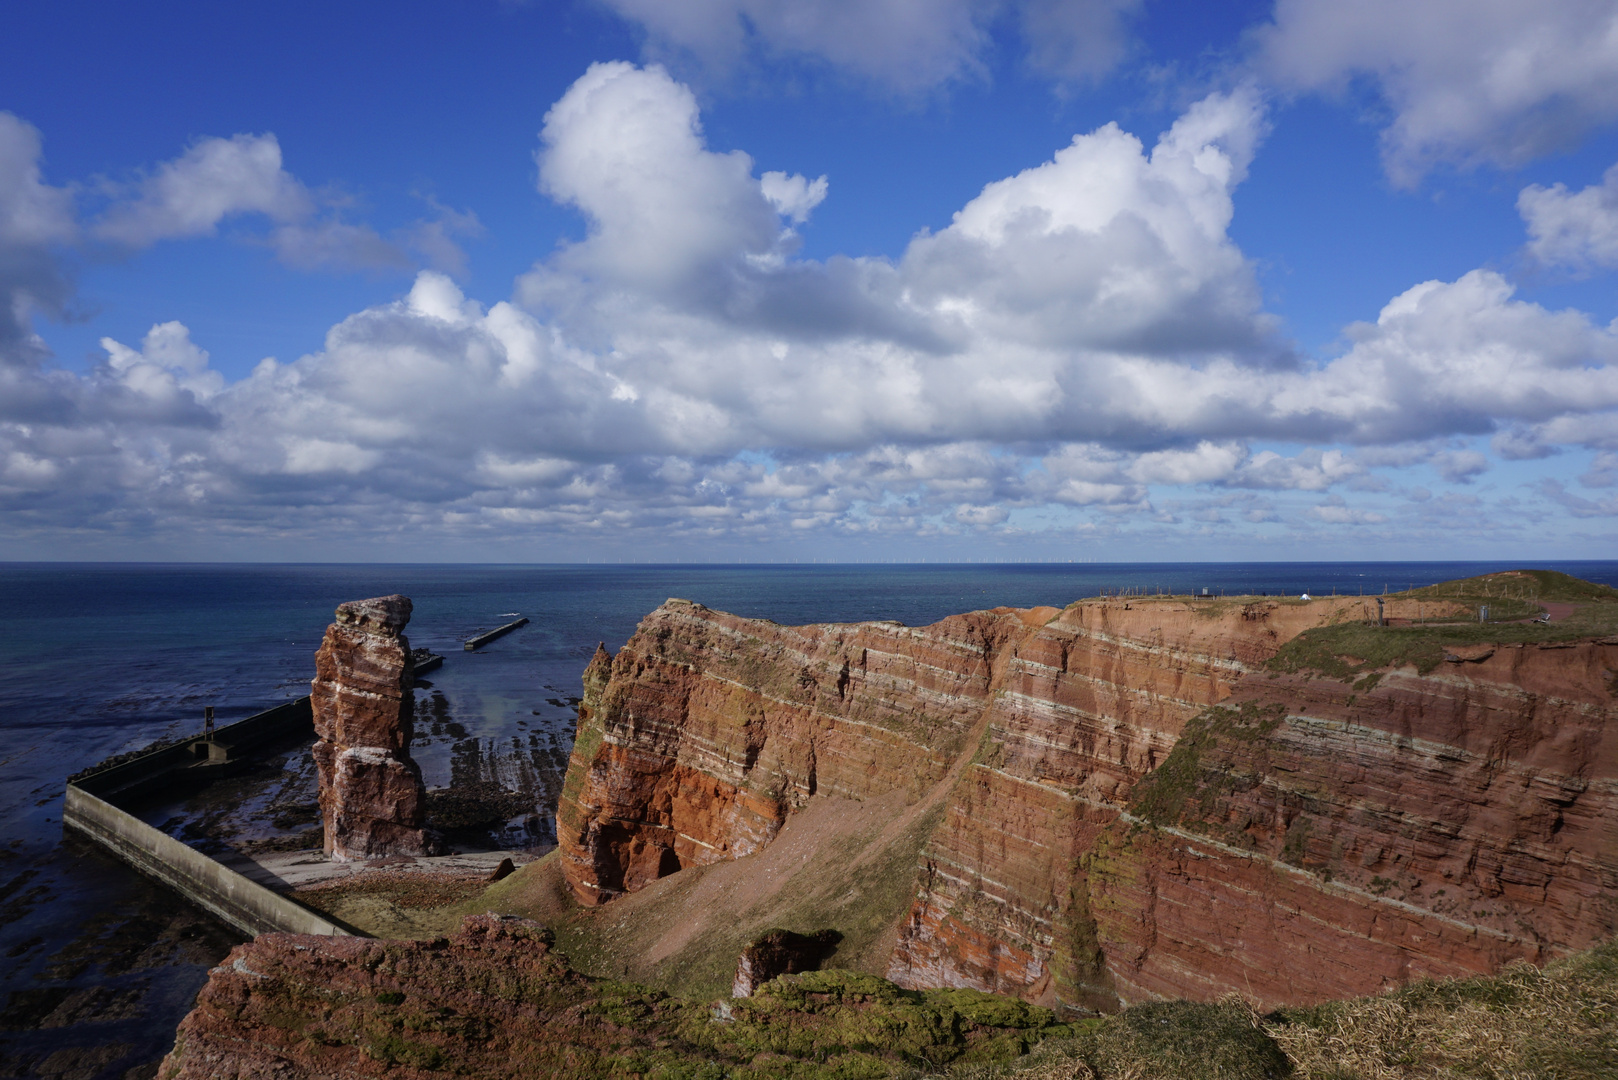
[558,595,1618,1013]
[1087,643,1618,1007]
[556,601,1033,905]
[311,594,433,860]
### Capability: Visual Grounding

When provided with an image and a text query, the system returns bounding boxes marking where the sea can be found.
[3,560,1616,1078]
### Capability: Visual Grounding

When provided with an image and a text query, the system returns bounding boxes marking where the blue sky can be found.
[3,0,1617,561]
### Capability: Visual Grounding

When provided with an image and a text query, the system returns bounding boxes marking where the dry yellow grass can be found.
[950,939,1616,1080]
[1268,943,1618,1080]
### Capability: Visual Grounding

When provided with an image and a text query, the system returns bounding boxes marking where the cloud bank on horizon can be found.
[2,0,1618,559]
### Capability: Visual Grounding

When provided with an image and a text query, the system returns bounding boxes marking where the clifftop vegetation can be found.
[1268,570,1618,679]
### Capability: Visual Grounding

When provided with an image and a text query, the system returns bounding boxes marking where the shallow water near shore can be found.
[3,560,1615,1078]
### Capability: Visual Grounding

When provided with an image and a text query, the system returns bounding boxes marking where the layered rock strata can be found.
[557,606,1033,904]
[311,594,433,860]
[1085,645,1618,1007]
[559,596,1617,1013]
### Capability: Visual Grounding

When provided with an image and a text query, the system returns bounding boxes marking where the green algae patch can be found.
[558,709,605,812]
[1051,880,1112,1013]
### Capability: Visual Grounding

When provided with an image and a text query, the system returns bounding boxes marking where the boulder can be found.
[732,929,841,997]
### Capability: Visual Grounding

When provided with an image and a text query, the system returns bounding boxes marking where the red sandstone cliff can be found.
[556,601,1033,904]
[1083,643,1618,1007]
[311,594,434,860]
[558,595,1617,1012]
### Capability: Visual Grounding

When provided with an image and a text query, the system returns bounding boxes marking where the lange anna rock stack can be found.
[310,594,433,860]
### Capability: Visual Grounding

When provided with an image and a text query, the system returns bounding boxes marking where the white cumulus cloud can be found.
[6,65,1618,553]
[94,133,312,245]
[1258,0,1618,184]
[0,113,76,374]
[1273,270,1618,443]
[535,62,789,292]
[760,171,829,224]
[1520,162,1618,271]
[87,131,475,274]
[100,321,224,408]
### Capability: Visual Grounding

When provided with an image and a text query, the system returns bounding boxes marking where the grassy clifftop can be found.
[1267,569,1618,679]
[1406,568,1618,607]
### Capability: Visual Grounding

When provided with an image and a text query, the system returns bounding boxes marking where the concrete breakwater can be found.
[63,697,355,939]
[464,617,528,650]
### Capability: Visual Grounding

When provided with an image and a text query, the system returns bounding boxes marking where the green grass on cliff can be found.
[1267,609,1618,680]
[166,926,1618,1080]
[1265,938,1618,1080]
[1125,702,1284,833]
[1258,569,1618,681]
[716,970,1073,1074]
[1265,570,1618,680]
[1405,568,1618,607]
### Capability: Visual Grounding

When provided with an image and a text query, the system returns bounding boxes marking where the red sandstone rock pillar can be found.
[311,594,433,860]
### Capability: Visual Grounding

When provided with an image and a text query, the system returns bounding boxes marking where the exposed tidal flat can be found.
[4,561,1618,1079]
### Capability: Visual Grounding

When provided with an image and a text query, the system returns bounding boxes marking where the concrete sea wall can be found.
[63,696,354,939]
[64,786,349,937]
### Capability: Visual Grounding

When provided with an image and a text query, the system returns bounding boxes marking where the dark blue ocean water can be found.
[2,560,1616,1077]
